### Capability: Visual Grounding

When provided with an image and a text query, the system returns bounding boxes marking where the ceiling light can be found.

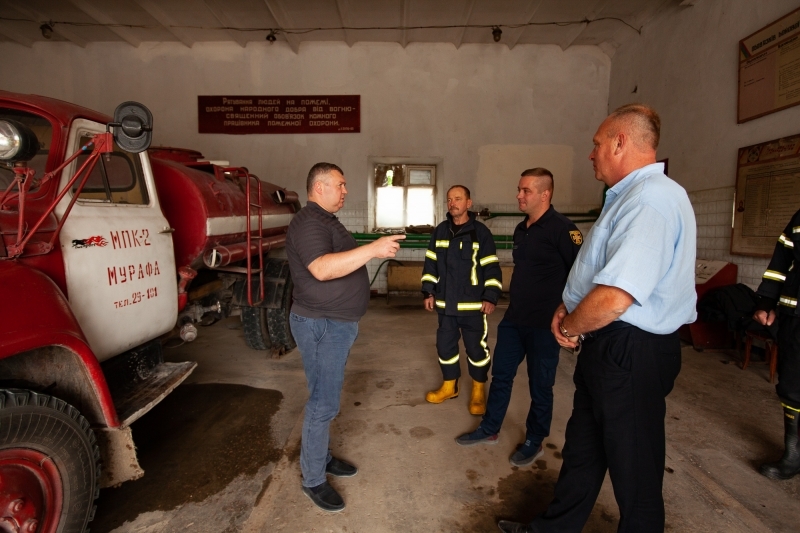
[492,27,502,42]
[266,30,277,43]
[40,23,53,39]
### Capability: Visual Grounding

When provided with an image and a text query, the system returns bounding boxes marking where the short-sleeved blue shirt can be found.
[562,163,697,334]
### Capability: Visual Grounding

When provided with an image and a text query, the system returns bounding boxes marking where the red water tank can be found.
[149,148,299,270]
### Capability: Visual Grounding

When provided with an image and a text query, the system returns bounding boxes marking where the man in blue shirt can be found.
[499,104,696,533]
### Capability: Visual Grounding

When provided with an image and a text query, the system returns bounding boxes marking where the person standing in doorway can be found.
[286,162,404,512]
[455,168,581,469]
[421,185,502,415]
[753,207,800,480]
[498,104,696,533]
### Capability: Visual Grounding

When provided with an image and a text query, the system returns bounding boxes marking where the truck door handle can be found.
[159,227,176,234]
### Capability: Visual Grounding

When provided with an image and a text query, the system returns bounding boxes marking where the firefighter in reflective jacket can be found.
[422,185,502,415]
[754,207,800,480]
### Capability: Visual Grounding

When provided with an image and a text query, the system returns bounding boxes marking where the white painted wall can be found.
[0,40,609,209]
[609,0,800,287]
[608,0,800,193]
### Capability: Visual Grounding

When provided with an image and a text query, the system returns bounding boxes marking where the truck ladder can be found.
[242,170,264,306]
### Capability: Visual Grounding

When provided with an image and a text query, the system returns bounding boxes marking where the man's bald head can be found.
[604,104,661,153]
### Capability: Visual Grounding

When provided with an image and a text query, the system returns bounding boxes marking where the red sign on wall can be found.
[198,95,360,134]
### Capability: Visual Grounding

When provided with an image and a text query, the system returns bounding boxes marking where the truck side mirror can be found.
[0,120,39,162]
[112,101,153,154]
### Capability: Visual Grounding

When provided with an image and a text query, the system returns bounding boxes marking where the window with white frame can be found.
[374,164,436,229]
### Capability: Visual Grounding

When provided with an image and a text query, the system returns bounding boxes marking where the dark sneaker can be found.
[509,440,544,467]
[498,520,535,533]
[455,427,499,446]
[302,481,345,512]
[326,456,358,477]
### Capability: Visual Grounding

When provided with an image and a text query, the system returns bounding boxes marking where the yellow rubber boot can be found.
[469,380,486,415]
[426,379,459,403]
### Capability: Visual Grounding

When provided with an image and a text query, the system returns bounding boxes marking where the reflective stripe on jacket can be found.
[756,208,800,316]
[421,211,502,316]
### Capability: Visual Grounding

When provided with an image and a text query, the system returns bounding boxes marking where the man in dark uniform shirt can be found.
[456,168,582,467]
[753,208,800,480]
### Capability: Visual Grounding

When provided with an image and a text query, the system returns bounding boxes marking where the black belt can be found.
[583,320,634,342]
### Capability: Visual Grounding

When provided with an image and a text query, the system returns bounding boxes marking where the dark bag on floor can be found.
[696,283,759,333]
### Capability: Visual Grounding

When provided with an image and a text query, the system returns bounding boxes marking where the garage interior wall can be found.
[2,0,796,291]
[0,40,609,291]
[609,0,800,289]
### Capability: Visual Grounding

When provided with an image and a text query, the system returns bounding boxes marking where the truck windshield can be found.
[73,134,149,205]
[0,108,52,191]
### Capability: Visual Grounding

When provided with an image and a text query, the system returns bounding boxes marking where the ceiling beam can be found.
[401,0,410,48]
[508,0,543,50]
[0,22,33,47]
[558,0,612,51]
[69,0,141,47]
[133,0,194,47]
[1,1,87,47]
[454,0,476,49]
[334,0,354,47]
[262,0,300,53]
[203,0,248,47]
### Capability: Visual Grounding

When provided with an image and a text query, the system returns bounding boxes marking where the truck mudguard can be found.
[0,261,120,428]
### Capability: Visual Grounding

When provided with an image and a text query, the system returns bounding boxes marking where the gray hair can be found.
[607,103,661,150]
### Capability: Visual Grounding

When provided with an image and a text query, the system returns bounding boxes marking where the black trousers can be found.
[436,313,491,382]
[531,325,681,533]
[777,313,800,409]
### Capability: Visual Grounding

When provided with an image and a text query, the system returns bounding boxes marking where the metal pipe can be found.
[203,235,286,268]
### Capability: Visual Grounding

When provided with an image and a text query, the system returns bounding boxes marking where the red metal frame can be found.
[3,132,112,259]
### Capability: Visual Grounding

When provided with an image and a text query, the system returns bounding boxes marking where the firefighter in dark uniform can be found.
[422,185,502,415]
[754,207,800,480]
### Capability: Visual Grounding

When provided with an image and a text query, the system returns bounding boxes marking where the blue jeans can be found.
[480,319,560,445]
[290,312,359,488]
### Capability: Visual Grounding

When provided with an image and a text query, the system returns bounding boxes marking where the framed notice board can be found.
[738,7,800,123]
[732,133,800,256]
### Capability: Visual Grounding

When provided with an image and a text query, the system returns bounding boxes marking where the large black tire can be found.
[267,274,296,353]
[241,305,272,351]
[0,389,100,533]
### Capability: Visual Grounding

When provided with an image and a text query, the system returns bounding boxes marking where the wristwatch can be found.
[559,323,585,342]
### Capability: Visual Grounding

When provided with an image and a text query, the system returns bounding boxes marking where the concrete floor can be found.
[93,298,800,533]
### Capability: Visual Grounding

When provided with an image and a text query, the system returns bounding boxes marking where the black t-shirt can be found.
[286,201,369,322]
[504,206,582,329]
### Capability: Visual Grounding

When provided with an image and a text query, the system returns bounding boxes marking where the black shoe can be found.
[302,481,345,512]
[498,520,534,533]
[455,427,499,446]
[509,440,544,467]
[760,404,800,480]
[326,456,358,477]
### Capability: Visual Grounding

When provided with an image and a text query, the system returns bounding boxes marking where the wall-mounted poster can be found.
[732,134,800,256]
[738,7,800,123]
[198,95,360,134]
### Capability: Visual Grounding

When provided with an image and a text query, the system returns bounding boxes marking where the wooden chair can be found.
[741,329,778,384]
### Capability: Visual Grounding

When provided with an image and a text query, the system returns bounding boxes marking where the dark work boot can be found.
[760,405,800,480]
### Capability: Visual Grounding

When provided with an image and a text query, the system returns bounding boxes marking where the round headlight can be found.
[0,120,39,162]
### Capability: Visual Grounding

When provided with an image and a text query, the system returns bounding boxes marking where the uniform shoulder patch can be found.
[569,230,583,245]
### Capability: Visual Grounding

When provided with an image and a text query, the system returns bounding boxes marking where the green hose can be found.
[370,259,403,287]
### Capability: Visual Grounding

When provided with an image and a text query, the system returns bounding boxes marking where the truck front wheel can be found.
[0,389,100,533]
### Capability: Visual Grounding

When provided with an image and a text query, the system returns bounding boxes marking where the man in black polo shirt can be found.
[286,162,404,512]
[456,168,582,467]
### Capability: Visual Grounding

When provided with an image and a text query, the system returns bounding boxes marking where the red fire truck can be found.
[0,92,299,533]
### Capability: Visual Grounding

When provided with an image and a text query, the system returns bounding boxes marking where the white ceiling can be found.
[0,0,696,55]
